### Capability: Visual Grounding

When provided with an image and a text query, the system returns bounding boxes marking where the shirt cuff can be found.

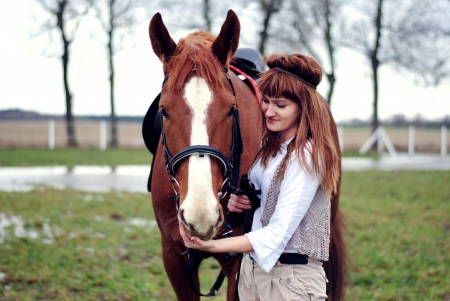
[245,232,280,273]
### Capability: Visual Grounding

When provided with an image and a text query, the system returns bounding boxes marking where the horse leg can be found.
[161,238,202,301]
[212,252,241,301]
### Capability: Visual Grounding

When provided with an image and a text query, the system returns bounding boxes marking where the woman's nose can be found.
[265,104,275,117]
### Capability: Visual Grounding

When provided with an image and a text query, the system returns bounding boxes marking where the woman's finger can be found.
[179,223,194,248]
[227,202,244,213]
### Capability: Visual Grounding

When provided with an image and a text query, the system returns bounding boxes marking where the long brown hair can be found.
[255,53,340,194]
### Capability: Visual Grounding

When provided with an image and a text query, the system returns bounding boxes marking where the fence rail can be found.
[337,125,448,156]
[0,120,449,155]
[0,120,145,149]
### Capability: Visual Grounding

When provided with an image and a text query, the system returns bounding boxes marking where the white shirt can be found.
[245,139,321,273]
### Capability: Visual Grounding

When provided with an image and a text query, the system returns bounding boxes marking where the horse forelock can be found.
[166,31,226,91]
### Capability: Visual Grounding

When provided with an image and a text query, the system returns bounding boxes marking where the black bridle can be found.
[159,68,244,211]
[158,68,244,297]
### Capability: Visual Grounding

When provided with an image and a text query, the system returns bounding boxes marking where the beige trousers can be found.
[238,253,328,301]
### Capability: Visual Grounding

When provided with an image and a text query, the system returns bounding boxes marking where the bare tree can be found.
[152,0,226,32]
[35,0,92,147]
[388,0,450,85]
[341,0,450,133]
[270,0,343,104]
[94,0,143,148]
[256,0,284,55]
[203,0,212,31]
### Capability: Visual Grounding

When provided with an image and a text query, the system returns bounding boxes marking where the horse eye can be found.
[227,107,235,117]
[161,109,170,118]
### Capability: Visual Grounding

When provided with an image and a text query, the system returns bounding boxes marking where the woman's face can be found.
[261,95,300,142]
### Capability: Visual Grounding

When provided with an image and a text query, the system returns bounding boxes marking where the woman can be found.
[179,53,340,301]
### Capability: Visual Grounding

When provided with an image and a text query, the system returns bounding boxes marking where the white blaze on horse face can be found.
[180,76,219,235]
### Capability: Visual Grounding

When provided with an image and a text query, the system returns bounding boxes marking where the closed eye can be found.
[161,108,169,118]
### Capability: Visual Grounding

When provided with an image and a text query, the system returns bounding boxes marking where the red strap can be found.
[229,65,262,107]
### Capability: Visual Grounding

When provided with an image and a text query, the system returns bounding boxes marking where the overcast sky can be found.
[0,1,449,123]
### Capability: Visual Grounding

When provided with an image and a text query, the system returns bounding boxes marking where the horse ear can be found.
[211,10,240,67]
[149,12,177,63]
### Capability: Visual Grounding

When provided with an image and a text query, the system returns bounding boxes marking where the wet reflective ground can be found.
[0,154,449,192]
[0,165,150,193]
[342,153,450,171]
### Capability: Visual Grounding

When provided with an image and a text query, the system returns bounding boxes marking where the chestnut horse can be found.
[146,10,346,301]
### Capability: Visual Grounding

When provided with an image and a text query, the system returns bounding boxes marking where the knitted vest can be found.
[260,160,331,261]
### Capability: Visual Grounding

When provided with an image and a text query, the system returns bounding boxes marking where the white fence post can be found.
[359,126,396,156]
[441,125,447,157]
[379,126,397,156]
[337,125,344,153]
[48,119,55,150]
[359,128,380,155]
[408,125,415,155]
[377,130,384,153]
[99,120,107,150]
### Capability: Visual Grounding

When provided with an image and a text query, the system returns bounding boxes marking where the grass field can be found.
[0,148,153,167]
[0,148,376,168]
[1,171,449,300]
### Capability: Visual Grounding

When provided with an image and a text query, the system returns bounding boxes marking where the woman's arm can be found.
[179,223,254,253]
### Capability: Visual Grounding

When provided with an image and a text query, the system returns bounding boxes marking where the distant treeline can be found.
[0,109,143,123]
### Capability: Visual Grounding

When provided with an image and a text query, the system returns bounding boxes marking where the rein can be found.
[158,67,244,297]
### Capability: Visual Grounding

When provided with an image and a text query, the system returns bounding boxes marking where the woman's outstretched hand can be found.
[179,222,254,254]
[228,193,252,213]
[179,222,213,251]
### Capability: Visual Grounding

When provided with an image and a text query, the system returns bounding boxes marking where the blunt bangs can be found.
[259,70,302,103]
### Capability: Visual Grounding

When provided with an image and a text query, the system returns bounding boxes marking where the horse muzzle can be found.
[179,207,224,241]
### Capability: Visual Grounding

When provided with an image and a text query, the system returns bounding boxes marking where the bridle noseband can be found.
[158,68,244,211]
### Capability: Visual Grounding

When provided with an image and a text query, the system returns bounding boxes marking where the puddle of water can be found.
[343,154,450,171]
[0,155,449,193]
[0,165,151,193]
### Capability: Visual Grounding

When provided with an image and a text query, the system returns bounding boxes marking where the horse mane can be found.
[165,31,227,91]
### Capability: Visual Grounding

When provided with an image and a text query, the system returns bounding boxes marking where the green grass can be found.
[0,189,227,301]
[0,169,449,300]
[341,171,450,300]
[341,151,378,158]
[0,189,172,301]
[0,148,153,167]
[0,148,372,167]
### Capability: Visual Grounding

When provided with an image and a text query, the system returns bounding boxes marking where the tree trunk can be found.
[258,0,283,55]
[203,0,211,32]
[370,0,384,134]
[326,72,336,105]
[259,10,272,55]
[324,0,336,105]
[108,0,118,148]
[62,41,77,147]
[58,0,77,147]
[371,55,380,133]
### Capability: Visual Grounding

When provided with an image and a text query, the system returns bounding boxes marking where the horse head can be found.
[149,10,241,241]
